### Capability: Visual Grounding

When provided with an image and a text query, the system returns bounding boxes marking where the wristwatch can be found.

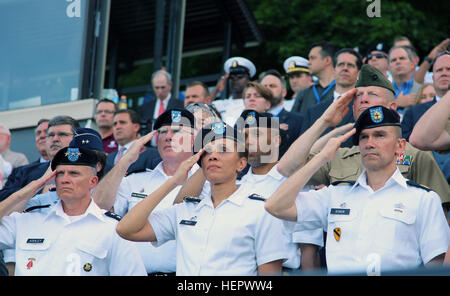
[424,56,433,63]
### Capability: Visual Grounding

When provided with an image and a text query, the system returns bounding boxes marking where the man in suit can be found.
[299,48,363,148]
[0,123,29,169]
[95,98,118,154]
[138,69,184,139]
[33,119,50,163]
[402,51,450,141]
[0,116,79,201]
[260,69,303,157]
[291,41,336,115]
[105,109,161,175]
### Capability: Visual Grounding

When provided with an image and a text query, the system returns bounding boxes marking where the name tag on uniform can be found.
[330,208,350,215]
[131,192,147,199]
[26,238,45,244]
[180,220,197,226]
[180,216,197,226]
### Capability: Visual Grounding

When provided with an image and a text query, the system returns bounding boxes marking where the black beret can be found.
[51,147,98,170]
[366,42,387,56]
[353,105,401,145]
[235,110,277,131]
[153,108,195,131]
[194,121,244,166]
[355,64,395,95]
[69,128,104,152]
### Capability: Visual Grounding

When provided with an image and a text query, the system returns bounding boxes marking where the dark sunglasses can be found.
[367,53,387,60]
[229,73,246,79]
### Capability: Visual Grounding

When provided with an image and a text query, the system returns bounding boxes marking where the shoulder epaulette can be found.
[104,211,122,221]
[183,196,201,203]
[125,168,151,177]
[248,193,265,202]
[406,180,432,192]
[23,204,51,213]
[331,180,356,186]
[49,187,57,192]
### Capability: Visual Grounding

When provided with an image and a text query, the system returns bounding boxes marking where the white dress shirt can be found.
[150,184,289,275]
[212,97,245,126]
[0,200,146,276]
[288,168,450,274]
[114,161,200,274]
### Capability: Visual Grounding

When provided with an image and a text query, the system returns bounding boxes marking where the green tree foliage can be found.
[242,0,449,74]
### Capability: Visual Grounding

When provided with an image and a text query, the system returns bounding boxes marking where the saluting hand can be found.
[121,130,157,165]
[26,167,58,197]
[321,88,357,127]
[318,128,356,163]
[171,149,205,186]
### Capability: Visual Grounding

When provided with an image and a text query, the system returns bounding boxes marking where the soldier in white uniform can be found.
[236,110,321,270]
[116,122,289,275]
[211,57,256,126]
[265,106,450,274]
[0,146,146,275]
[93,108,197,275]
[1,128,108,275]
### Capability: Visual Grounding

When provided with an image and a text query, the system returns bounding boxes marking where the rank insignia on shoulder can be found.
[23,204,51,213]
[331,180,355,186]
[406,180,432,192]
[248,193,266,201]
[396,153,413,165]
[104,211,122,221]
[183,196,201,203]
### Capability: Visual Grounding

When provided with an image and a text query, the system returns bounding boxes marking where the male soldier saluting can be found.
[278,64,450,212]
[0,146,146,275]
[266,106,450,274]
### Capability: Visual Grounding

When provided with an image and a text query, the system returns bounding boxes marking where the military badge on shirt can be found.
[396,153,412,165]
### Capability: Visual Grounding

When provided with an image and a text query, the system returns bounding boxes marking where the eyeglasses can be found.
[229,72,247,79]
[367,53,387,60]
[46,132,74,139]
[96,110,115,115]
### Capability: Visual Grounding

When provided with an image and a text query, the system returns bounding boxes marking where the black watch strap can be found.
[424,56,433,63]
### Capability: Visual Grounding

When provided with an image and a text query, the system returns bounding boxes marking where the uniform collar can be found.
[45,199,106,223]
[246,163,284,181]
[155,161,199,179]
[154,161,169,178]
[352,167,407,192]
[196,184,248,211]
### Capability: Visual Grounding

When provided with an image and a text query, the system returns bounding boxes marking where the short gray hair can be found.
[388,46,415,63]
[152,70,172,84]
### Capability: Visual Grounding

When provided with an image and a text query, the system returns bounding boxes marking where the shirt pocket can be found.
[329,167,359,182]
[326,208,358,247]
[18,239,52,274]
[76,241,109,274]
[376,205,417,250]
